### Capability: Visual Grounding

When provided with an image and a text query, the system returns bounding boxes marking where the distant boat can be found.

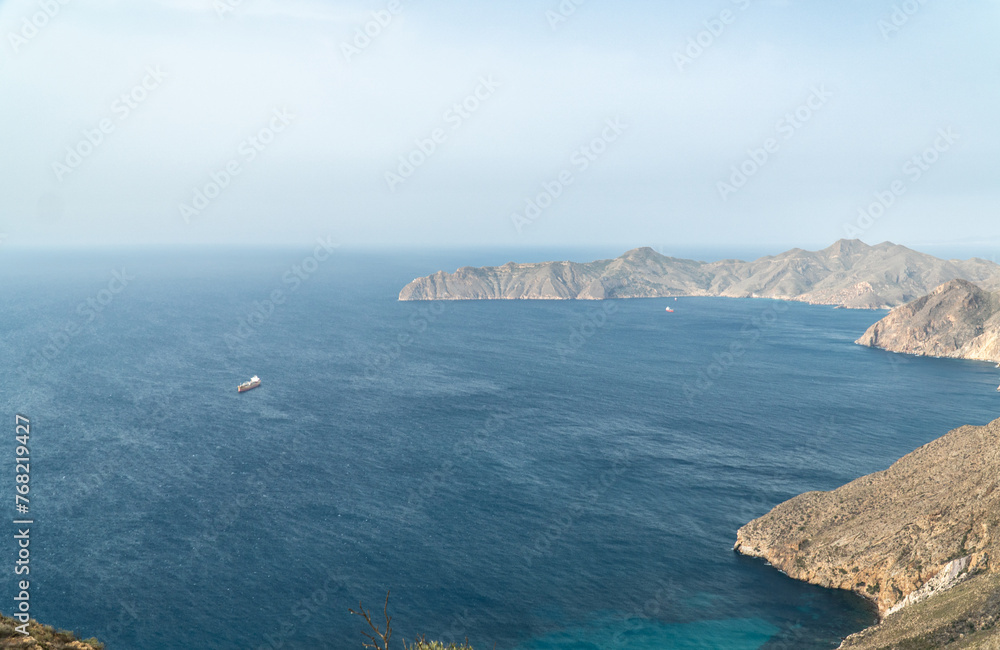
[238,375,261,393]
[665,307,674,313]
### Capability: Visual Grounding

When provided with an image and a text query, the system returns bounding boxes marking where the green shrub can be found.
[407,639,475,650]
[0,612,103,648]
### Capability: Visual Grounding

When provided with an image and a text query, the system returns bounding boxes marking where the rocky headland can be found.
[400,240,1000,309]
[735,417,1000,648]
[856,279,1000,363]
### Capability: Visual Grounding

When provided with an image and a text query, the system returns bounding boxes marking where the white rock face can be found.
[886,555,972,616]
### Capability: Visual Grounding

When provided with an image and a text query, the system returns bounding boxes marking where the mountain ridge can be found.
[399,240,1000,309]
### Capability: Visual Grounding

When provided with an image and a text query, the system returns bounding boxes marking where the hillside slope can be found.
[856,279,1000,362]
[400,240,1000,309]
[735,418,1000,648]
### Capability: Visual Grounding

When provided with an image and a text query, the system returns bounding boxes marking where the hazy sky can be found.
[2,0,998,251]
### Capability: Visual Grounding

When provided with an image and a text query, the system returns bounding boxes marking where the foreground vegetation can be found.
[0,612,102,649]
[352,592,476,650]
[1,594,473,650]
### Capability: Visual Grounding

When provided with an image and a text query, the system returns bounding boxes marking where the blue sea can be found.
[3,248,999,649]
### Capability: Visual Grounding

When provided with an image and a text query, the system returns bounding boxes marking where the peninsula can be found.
[400,240,1000,309]
[856,279,1000,363]
[735,417,1000,648]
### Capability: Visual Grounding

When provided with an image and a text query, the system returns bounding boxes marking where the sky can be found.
[1,0,998,252]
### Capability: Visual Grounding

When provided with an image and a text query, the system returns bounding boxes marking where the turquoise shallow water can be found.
[1,248,998,649]
[516,615,779,649]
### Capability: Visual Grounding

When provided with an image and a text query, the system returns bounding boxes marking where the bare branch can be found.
[350,591,393,650]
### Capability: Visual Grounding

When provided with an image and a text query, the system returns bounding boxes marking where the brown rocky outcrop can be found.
[856,279,1000,362]
[735,418,1000,647]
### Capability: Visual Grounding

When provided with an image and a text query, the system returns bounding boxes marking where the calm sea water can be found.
[2,248,999,650]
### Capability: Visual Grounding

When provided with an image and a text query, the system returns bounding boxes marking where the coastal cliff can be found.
[856,279,1000,363]
[400,240,1000,309]
[735,418,1000,648]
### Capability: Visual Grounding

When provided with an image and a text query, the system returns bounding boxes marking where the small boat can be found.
[238,375,261,393]
[665,307,674,313]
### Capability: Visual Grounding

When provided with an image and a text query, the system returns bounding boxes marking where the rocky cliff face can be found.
[400,240,1000,309]
[839,570,1000,648]
[856,279,1000,362]
[735,417,1000,646]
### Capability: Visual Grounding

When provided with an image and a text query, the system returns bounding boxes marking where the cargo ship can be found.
[238,375,261,393]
